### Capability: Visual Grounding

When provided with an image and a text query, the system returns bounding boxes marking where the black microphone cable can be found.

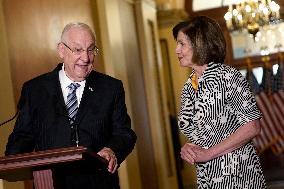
[0,110,19,127]
[0,96,25,127]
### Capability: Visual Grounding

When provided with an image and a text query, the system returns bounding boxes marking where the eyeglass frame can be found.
[61,42,99,56]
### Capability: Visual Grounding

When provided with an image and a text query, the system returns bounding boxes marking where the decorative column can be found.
[157,5,198,189]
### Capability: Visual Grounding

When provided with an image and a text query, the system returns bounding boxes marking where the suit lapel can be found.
[47,64,69,120]
[75,71,97,124]
[47,68,101,124]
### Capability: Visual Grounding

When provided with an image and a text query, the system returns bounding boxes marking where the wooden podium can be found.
[0,146,108,189]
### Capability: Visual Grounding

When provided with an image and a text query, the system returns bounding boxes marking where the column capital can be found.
[134,0,155,8]
[157,9,188,28]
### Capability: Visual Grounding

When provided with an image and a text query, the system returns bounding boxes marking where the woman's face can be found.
[175,31,194,68]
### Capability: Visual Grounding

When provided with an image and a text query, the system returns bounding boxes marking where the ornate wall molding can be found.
[157,9,188,28]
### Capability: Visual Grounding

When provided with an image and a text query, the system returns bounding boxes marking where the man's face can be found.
[58,27,96,82]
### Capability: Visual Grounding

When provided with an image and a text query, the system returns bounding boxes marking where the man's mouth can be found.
[76,64,88,67]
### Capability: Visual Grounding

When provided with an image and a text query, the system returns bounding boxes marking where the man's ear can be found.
[57,43,65,59]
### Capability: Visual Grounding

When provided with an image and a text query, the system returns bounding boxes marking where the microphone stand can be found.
[67,116,80,147]
[73,122,80,147]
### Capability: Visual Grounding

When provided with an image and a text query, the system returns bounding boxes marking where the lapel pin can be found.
[89,87,94,92]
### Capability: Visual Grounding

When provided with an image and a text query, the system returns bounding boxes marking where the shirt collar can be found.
[61,64,86,89]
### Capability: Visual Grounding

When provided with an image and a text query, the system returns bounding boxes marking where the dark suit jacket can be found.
[5,63,137,189]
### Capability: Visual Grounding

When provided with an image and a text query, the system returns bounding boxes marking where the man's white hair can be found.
[61,22,96,42]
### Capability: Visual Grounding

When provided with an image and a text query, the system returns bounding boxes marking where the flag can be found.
[246,68,281,154]
[271,63,284,154]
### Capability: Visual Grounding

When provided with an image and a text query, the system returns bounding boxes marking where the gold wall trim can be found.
[157,9,188,28]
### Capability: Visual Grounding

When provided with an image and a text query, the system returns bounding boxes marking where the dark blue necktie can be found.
[66,83,80,123]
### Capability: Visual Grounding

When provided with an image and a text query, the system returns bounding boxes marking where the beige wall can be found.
[155,0,184,9]
[95,0,143,188]
[135,1,180,188]
[159,26,189,114]
[159,26,197,189]
[0,0,15,156]
[158,10,198,189]
[0,0,25,188]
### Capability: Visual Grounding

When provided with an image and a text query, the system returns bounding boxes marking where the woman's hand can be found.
[181,120,261,165]
[180,143,196,165]
[180,143,213,164]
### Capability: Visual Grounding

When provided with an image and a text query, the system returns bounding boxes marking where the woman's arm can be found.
[180,119,261,164]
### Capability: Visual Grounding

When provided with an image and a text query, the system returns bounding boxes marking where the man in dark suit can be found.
[5,22,137,189]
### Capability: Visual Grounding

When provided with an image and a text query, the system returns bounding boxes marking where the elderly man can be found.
[5,22,136,189]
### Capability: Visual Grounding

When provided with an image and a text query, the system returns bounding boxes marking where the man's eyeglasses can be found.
[62,42,99,56]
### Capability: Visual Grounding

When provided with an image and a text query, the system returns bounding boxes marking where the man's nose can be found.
[80,50,90,62]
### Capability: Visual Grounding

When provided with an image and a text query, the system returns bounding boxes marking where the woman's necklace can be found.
[191,72,198,91]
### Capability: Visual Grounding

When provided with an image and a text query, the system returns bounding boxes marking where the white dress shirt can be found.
[59,64,86,106]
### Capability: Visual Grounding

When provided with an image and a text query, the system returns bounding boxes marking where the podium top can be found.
[0,146,108,181]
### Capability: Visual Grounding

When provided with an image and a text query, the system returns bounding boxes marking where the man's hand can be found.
[97,147,118,173]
